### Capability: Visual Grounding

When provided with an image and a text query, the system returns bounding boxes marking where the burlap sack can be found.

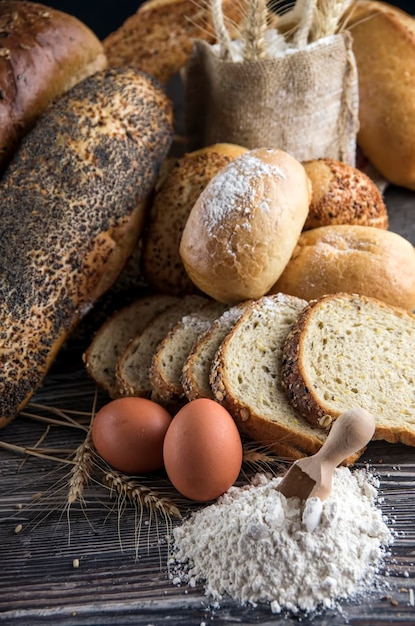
[185,31,359,165]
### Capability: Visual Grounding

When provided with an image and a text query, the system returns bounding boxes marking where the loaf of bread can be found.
[270,225,415,311]
[210,294,329,459]
[103,0,244,84]
[345,1,415,189]
[302,158,388,230]
[149,300,228,405]
[83,295,179,398]
[180,148,312,304]
[142,143,247,295]
[281,293,415,447]
[0,66,173,428]
[115,295,209,399]
[182,303,250,402]
[0,1,107,173]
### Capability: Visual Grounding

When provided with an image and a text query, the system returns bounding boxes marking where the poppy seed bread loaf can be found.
[0,66,173,428]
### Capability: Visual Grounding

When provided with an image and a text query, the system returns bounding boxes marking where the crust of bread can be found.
[0,1,107,172]
[0,67,173,428]
[270,224,415,311]
[142,143,247,295]
[281,293,415,447]
[180,148,312,303]
[83,295,179,398]
[345,0,415,188]
[302,158,388,230]
[103,0,244,84]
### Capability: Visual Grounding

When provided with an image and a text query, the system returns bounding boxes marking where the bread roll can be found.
[0,1,107,173]
[0,66,173,428]
[179,148,311,304]
[302,158,388,230]
[103,0,244,84]
[345,1,415,189]
[270,224,415,311]
[142,143,247,295]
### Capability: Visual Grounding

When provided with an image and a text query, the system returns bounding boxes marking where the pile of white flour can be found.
[170,467,393,615]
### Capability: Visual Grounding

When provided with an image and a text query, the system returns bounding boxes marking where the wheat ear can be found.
[241,0,270,60]
[310,0,353,41]
[67,430,94,506]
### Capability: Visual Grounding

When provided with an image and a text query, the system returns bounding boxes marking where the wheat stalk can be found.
[241,0,270,60]
[67,430,95,505]
[103,471,182,521]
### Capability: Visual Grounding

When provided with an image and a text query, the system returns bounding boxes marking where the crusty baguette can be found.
[83,294,179,398]
[103,0,245,84]
[0,1,107,173]
[142,143,247,295]
[181,302,250,401]
[302,158,388,230]
[0,66,173,428]
[149,300,228,404]
[116,295,209,399]
[281,293,415,447]
[210,293,328,459]
[180,148,312,303]
[269,225,415,311]
[345,1,415,189]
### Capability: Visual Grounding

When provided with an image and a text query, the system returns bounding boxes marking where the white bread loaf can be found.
[269,225,415,311]
[149,300,228,405]
[142,143,247,295]
[0,1,107,173]
[115,295,209,399]
[179,148,311,304]
[345,1,415,189]
[0,67,173,428]
[281,293,415,447]
[103,0,244,84]
[210,294,328,460]
[302,158,388,230]
[83,295,179,399]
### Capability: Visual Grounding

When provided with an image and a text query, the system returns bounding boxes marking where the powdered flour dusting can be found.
[170,467,392,615]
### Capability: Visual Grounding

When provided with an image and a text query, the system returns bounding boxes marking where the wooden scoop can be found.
[277,407,376,502]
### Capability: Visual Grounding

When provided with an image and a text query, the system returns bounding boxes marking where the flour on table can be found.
[169,467,393,615]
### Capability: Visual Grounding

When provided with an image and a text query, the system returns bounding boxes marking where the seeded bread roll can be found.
[345,1,415,189]
[142,143,247,295]
[180,148,311,304]
[270,225,415,311]
[302,158,388,230]
[0,1,107,173]
[0,67,173,428]
[83,295,179,399]
[281,293,415,447]
[103,0,244,84]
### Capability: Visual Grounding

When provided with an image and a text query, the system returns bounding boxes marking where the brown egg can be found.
[163,398,243,502]
[91,397,172,474]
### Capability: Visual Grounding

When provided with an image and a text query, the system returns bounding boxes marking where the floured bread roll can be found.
[179,148,311,304]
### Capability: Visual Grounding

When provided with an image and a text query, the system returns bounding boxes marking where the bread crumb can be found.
[14,524,23,534]
[72,558,80,568]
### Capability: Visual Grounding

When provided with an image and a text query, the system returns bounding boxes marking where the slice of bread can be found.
[116,294,209,398]
[210,293,328,459]
[149,300,228,404]
[83,294,178,398]
[281,292,415,447]
[181,302,250,401]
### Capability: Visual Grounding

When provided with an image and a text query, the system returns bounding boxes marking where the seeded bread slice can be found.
[281,292,415,447]
[210,293,328,459]
[149,300,228,404]
[83,294,178,398]
[116,294,209,398]
[181,302,250,401]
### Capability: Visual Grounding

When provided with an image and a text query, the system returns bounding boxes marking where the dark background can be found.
[44,1,414,40]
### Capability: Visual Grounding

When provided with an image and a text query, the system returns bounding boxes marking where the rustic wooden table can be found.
[0,186,414,625]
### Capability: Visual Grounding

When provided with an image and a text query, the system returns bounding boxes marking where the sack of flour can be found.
[185,0,359,165]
